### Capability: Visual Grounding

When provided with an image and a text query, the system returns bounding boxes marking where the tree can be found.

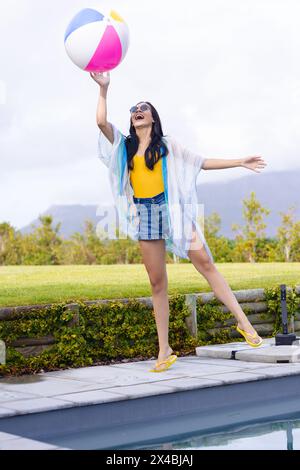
[276,206,300,262]
[21,215,62,265]
[232,192,270,262]
[203,212,233,262]
[0,222,22,265]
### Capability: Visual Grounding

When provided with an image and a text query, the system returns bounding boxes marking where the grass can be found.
[0,263,299,308]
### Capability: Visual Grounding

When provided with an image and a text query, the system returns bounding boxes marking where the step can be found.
[195,337,300,363]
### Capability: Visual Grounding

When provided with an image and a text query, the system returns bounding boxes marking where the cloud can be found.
[0,0,299,228]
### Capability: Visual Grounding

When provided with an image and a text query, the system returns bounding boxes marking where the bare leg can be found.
[138,239,174,367]
[187,227,262,343]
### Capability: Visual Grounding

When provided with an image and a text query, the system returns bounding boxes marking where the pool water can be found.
[126,417,300,450]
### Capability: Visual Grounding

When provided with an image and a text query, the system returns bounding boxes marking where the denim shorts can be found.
[133,191,170,240]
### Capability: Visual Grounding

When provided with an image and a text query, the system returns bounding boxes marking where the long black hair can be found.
[125,101,169,171]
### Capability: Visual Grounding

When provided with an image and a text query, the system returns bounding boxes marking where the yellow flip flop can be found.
[236,325,263,347]
[149,354,178,372]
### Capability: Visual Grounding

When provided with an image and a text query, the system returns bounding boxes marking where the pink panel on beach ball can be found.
[84,25,122,72]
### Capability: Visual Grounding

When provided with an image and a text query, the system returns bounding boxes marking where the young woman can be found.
[91,71,267,372]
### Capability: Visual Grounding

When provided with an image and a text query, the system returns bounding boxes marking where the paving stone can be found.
[236,345,300,363]
[153,377,223,391]
[196,341,271,359]
[103,383,179,399]
[174,355,203,361]
[0,436,61,450]
[0,407,18,418]
[203,371,267,385]
[44,365,185,386]
[0,377,103,397]
[0,432,21,442]
[179,356,244,365]
[107,361,166,370]
[46,361,155,376]
[248,365,300,378]
[0,390,40,403]
[0,397,75,415]
[180,357,278,369]
[181,364,245,377]
[111,361,242,380]
[196,338,300,364]
[55,389,130,405]
[45,362,156,376]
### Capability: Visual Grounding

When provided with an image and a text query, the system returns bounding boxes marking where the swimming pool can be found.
[1,373,300,450]
[124,417,300,450]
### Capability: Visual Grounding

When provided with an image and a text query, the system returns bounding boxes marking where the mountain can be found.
[196,170,300,238]
[21,205,100,239]
[20,170,300,239]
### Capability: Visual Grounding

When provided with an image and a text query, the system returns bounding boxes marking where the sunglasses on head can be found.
[129,103,150,114]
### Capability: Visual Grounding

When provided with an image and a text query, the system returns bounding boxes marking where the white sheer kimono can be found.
[97,123,214,263]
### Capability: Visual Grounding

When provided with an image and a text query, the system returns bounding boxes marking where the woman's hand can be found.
[90,71,110,88]
[241,155,267,173]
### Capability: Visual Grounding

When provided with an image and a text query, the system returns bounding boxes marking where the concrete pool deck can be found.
[1,338,300,449]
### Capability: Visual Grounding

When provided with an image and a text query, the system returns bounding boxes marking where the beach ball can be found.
[64,7,129,72]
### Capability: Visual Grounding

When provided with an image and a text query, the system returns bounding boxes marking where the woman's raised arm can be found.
[90,71,114,144]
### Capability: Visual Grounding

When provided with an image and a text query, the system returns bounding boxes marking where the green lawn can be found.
[0,263,299,307]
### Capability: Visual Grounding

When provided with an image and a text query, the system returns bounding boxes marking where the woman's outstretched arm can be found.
[90,71,114,144]
[203,156,267,173]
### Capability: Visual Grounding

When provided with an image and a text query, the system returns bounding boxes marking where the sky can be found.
[0,0,299,229]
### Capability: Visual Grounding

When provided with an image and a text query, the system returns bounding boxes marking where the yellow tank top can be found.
[129,153,164,198]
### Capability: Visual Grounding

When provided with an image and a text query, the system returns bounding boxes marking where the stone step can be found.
[195,337,300,363]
